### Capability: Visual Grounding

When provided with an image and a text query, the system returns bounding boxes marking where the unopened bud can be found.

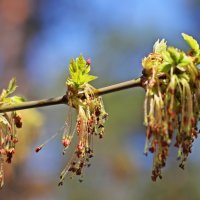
[86,58,91,65]
[62,138,71,148]
[35,145,43,153]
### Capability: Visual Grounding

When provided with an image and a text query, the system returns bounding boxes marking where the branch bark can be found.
[0,77,142,113]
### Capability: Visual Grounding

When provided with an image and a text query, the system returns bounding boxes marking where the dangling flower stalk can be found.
[0,34,199,187]
[142,33,200,181]
[0,78,24,188]
[34,55,108,185]
[57,55,108,185]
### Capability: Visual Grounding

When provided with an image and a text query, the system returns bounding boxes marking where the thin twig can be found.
[96,77,142,95]
[0,78,142,113]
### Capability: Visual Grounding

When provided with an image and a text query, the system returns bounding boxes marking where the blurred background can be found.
[0,0,200,199]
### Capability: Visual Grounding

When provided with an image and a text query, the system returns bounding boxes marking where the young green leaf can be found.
[182,33,199,52]
[7,78,17,94]
[10,96,25,103]
[82,74,97,84]
[67,55,97,88]
[161,51,173,64]
[167,47,182,64]
[0,78,18,100]
[69,59,77,74]
[158,62,171,73]
[153,39,167,53]
[0,114,10,126]
[76,54,86,71]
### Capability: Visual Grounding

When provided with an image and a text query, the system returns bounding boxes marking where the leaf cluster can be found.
[0,78,25,105]
[0,78,25,188]
[67,54,97,88]
[142,33,200,181]
[143,33,200,78]
[182,33,200,53]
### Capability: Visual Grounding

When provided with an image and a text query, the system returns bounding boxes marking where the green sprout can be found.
[1,35,199,188]
[34,55,108,185]
[142,33,200,181]
[67,54,97,88]
[0,78,24,188]
[58,55,108,185]
[59,55,108,185]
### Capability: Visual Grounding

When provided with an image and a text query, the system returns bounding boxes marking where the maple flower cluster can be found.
[58,55,108,185]
[34,55,107,185]
[0,78,24,188]
[1,34,199,188]
[142,34,200,181]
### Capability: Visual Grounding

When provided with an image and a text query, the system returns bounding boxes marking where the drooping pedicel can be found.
[142,34,200,181]
[59,55,108,184]
[34,55,108,185]
[0,78,24,188]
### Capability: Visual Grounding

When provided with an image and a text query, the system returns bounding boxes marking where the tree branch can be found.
[0,77,142,113]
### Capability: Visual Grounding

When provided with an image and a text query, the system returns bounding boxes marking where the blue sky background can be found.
[1,0,200,199]
[26,0,199,86]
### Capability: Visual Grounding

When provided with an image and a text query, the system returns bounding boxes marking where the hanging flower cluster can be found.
[59,55,108,185]
[2,34,199,188]
[0,78,24,188]
[142,33,200,181]
[35,55,108,185]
